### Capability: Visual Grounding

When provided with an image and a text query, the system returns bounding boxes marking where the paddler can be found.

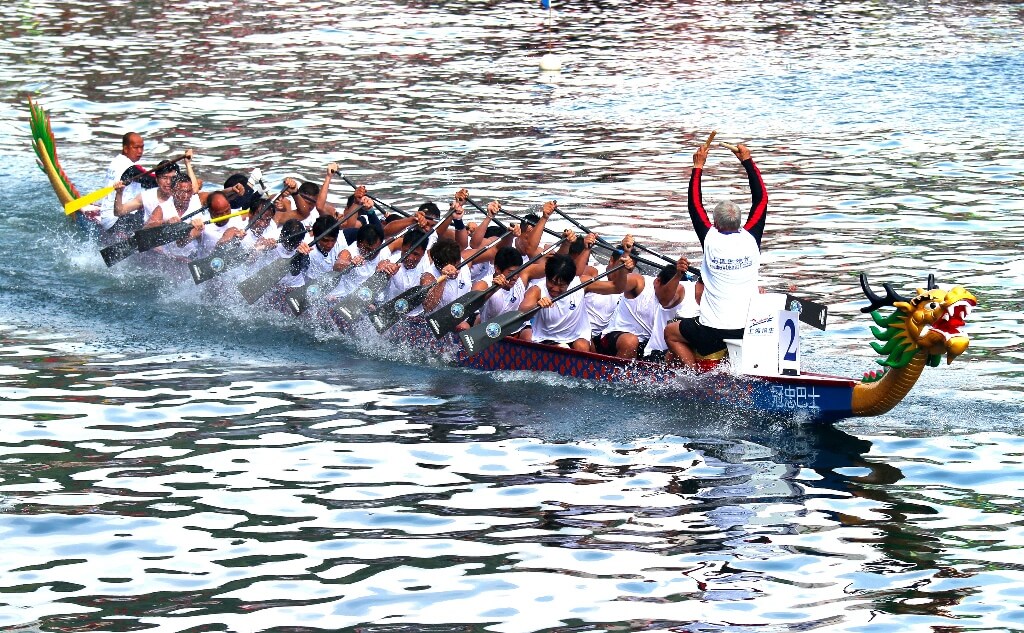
[516,250,634,352]
[594,235,661,359]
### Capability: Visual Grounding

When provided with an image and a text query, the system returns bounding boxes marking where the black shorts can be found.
[676,317,744,357]
[595,331,648,357]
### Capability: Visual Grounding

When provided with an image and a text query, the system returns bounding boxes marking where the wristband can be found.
[452,219,466,231]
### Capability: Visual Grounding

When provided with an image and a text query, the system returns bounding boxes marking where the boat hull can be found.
[388,318,858,421]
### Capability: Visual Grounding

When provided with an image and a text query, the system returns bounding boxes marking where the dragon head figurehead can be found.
[860,273,977,370]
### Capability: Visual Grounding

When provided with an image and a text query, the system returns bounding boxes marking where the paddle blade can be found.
[370,284,431,333]
[333,272,389,322]
[64,185,113,215]
[785,294,829,331]
[136,222,190,252]
[236,257,293,305]
[426,288,493,338]
[99,235,139,267]
[290,271,345,315]
[189,244,247,284]
[458,310,530,357]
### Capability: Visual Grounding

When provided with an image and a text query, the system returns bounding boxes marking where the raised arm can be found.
[470,201,499,248]
[732,143,767,247]
[112,181,144,216]
[517,201,556,258]
[656,255,690,309]
[687,145,713,247]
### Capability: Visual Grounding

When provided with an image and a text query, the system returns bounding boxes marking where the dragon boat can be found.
[29,99,978,422]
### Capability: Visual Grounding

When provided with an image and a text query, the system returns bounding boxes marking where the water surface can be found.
[0,1,1022,631]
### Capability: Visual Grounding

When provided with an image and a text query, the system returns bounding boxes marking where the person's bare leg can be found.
[616,333,639,359]
[664,322,697,368]
[571,338,591,352]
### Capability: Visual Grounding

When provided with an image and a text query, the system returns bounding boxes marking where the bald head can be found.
[208,191,232,224]
[121,132,144,162]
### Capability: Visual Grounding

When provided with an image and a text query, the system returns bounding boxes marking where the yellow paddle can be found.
[206,208,250,224]
[63,154,186,215]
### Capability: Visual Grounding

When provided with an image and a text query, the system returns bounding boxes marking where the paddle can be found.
[282,177,414,314]
[463,196,511,233]
[497,205,670,274]
[332,206,457,322]
[701,130,718,152]
[135,208,250,254]
[236,202,366,305]
[338,174,412,219]
[459,261,629,357]
[136,198,225,252]
[99,168,263,267]
[187,190,283,284]
[65,154,186,215]
[425,238,567,338]
[370,226,514,333]
[285,225,414,317]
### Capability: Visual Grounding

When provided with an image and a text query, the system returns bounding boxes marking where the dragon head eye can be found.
[927,301,939,310]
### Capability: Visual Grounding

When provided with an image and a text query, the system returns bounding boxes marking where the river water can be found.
[1,1,1023,631]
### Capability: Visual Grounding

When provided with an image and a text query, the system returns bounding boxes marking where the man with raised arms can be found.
[664,142,765,367]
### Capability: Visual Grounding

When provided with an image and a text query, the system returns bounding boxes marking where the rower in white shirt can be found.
[475,246,528,327]
[112,161,178,228]
[646,258,702,362]
[516,252,633,352]
[594,236,661,359]
[326,224,392,300]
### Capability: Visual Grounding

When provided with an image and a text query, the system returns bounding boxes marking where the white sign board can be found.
[738,294,800,376]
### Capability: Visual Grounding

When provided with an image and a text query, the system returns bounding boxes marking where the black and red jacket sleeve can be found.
[742,158,767,248]
[687,168,712,247]
[688,159,768,248]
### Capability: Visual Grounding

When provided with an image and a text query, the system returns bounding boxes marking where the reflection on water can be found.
[2,327,1023,631]
[1,0,1023,630]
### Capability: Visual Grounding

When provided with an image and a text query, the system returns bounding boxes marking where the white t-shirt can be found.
[156,195,204,260]
[422,262,473,312]
[99,154,143,230]
[646,280,700,356]
[699,229,760,330]
[273,243,306,288]
[470,260,494,284]
[585,291,619,338]
[603,276,659,339]
[529,277,591,344]
[193,216,246,259]
[327,242,390,299]
[140,187,174,225]
[305,240,346,282]
[478,278,526,324]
